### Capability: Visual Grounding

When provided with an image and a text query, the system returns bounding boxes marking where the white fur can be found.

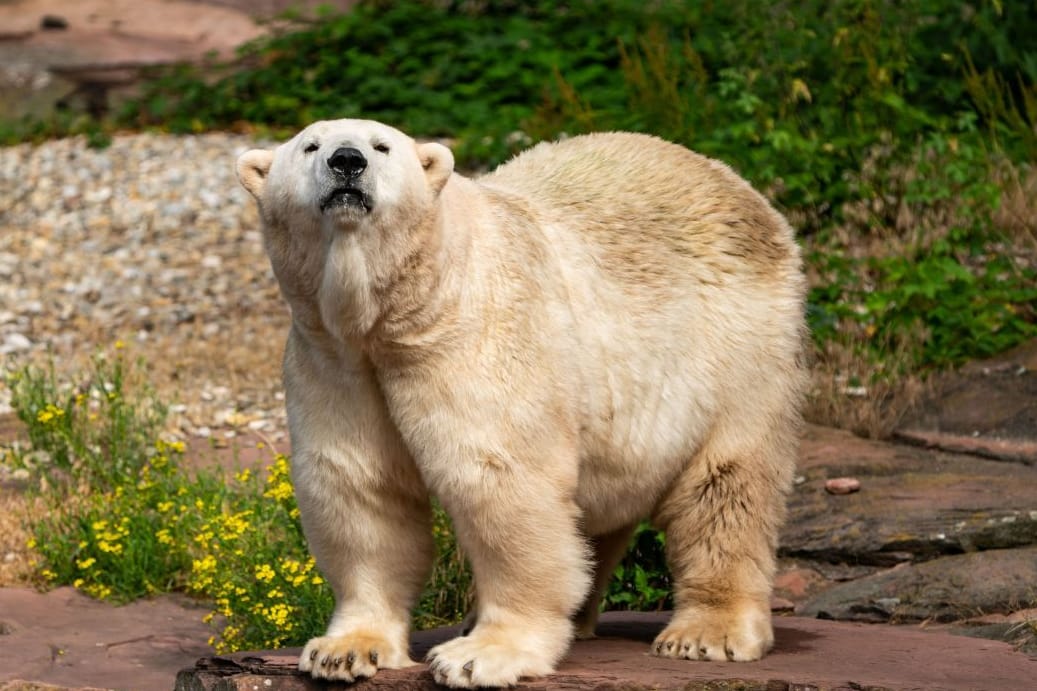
[237,119,807,688]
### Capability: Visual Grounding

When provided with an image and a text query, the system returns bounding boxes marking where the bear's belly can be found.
[575,463,675,536]
[572,375,713,536]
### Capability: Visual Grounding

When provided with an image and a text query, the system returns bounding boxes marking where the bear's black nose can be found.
[327,147,367,177]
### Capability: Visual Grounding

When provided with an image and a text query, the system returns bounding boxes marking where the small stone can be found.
[2,333,32,352]
[824,477,861,495]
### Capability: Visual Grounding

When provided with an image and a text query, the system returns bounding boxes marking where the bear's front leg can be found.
[285,332,433,682]
[423,449,590,689]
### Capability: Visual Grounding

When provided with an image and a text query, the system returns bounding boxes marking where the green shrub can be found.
[7,347,164,490]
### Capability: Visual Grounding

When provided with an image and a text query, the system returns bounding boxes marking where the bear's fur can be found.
[236,119,806,688]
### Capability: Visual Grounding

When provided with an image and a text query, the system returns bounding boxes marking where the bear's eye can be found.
[303,142,319,154]
[373,143,390,154]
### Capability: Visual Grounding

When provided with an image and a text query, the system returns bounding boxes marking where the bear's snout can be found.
[328,147,367,178]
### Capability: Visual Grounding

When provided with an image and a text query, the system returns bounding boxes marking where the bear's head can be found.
[236,120,456,339]
[236,119,454,233]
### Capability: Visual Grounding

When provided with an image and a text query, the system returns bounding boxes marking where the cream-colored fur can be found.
[237,119,806,688]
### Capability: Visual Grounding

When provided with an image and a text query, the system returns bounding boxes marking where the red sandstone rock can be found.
[174,612,1037,691]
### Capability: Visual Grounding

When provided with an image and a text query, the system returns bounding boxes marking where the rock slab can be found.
[800,546,1037,624]
[895,338,1037,465]
[0,586,212,690]
[783,425,1037,565]
[175,611,1037,691]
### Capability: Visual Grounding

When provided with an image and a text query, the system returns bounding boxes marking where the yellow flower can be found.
[26,538,37,549]
[156,529,173,545]
[157,501,174,513]
[73,578,84,588]
[90,584,112,599]
[311,575,324,585]
[234,468,252,483]
[114,339,125,350]
[265,603,292,627]
[41,568,56,580]
[76,557,96,570]
[254,563,275,583]
[36,404,65,424]
[263,481,294,502]
[97,540,123,554]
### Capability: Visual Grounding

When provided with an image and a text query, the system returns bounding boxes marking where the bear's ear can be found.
[418,142,454,194]
[236,149,275,199]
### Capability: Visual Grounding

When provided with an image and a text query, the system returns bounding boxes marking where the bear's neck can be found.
[305,177,473,363]
[363,178,474,365]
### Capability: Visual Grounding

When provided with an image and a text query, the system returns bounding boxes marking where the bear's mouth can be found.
[320,187,371,213]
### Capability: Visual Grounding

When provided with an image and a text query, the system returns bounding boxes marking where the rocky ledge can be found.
[174,611,1036,691]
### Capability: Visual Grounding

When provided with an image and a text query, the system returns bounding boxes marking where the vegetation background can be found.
[3,0,1035,654]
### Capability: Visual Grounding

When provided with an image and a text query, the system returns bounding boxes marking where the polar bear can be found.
[236,119,806,688]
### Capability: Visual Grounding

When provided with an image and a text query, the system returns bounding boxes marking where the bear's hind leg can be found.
[572,524,636,639]
[651,424,795,662]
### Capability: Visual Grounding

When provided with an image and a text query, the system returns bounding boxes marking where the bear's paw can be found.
[651,600,773,662]
[298,629,413,681]
[426,624,562,689]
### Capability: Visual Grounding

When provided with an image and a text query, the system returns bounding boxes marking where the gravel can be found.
[0,133,291,444]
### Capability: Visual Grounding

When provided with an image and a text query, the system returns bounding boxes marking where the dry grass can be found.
[0,490,41,587]
[804,340,933,440]
[995,163,1037,256]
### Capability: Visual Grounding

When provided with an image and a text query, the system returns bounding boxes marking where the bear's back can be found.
[481,132,799,289]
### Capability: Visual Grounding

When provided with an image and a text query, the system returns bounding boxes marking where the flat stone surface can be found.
[0,0,358,120]
[895,338,1037,465]
[783,425,1037,564]
[800,546,1037,623]
[174,611,1037,691]
[0,586,212,691]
